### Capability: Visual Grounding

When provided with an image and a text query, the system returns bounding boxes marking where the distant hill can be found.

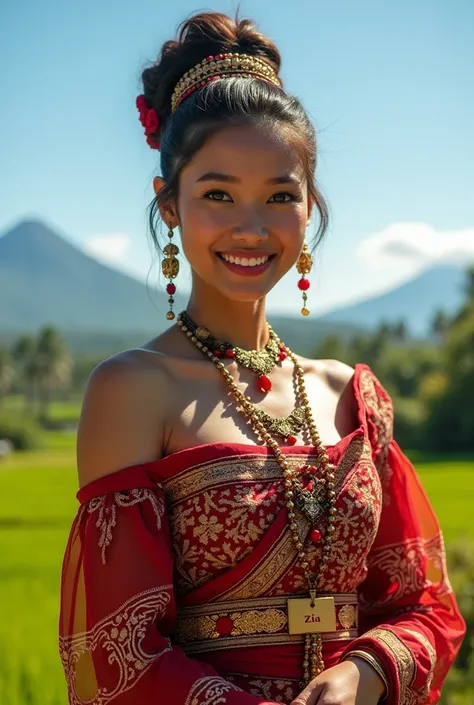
[0,219,363,356]
[319,265,467,336]
[0,219,187,332]
[1,219,467,355]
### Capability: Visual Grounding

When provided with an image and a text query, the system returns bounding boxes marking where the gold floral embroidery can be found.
[358,368,394,487]
[334,435,371,487]
[363,627,434,704]
[364,627,415,702]
[317,459,382,594]
[338,604,357,629]
[400,627,437,697]
[177,607,287,642]
[184,676,243,705]
[170,477,284,593]
[218,438,376,601]
[425,533,453,596]
[87,489,165,564]
[234,675,299,703]
[266,458,382,597]
[59,587,173,705]
[221,517,302,600]
[361,538,430,606]
[174,595,358,654]
[165,454,283,505]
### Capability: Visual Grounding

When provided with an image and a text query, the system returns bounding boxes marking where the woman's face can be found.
[157,123,312,303]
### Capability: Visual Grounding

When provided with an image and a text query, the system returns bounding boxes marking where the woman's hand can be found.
[290,657,386,705]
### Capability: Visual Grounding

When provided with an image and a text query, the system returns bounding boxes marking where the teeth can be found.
[221,254,270,267]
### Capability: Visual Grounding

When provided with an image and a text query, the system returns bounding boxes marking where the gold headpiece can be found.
[171,52,281,113]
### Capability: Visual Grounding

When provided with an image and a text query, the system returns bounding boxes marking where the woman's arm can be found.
[60,355,278,705]
[339,366,466,704]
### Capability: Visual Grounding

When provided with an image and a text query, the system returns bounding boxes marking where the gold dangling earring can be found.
[162,223,179,320]
[296,243,312,316]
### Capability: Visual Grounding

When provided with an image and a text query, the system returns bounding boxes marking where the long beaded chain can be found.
[177,314,337,684]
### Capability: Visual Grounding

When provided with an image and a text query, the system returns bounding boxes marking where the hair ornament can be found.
[135,94,161,150]
[170,52,281,113]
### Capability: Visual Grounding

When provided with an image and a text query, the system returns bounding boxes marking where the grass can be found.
[408,457,474,544]
[0,445,77,705]
[0,440,473,705]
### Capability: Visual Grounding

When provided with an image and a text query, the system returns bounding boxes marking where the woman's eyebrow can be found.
[196,172,240,183]
[267,175,300,185]
[195,172,299,184]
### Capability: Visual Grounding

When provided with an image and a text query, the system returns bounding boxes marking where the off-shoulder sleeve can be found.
[340,365,466,704]
[59,467,278,705]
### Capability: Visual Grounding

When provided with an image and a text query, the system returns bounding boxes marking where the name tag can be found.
[287,596,336,634]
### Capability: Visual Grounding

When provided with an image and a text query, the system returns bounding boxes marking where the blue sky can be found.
[1,0,473,315]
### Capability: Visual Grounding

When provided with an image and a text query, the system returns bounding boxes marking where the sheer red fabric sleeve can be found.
[340,365,466,705]
[59,467,278,705]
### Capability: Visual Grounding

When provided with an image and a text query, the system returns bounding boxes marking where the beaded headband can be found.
[136,52,281,150]
[171,52,281,113]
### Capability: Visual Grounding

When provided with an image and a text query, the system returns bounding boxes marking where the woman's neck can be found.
[185,293,269,351]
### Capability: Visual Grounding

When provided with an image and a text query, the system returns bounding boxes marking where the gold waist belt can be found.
[174,593,358,655]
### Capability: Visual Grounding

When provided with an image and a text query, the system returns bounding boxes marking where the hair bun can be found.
[139,12,282,133]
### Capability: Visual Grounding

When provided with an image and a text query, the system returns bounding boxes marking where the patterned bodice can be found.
[161,434,382,601]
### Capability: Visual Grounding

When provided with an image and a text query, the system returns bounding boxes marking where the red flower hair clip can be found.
[136,94,161,150]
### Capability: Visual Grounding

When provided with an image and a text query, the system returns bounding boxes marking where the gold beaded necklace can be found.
[179,311,306,442]
[177,312,338,685]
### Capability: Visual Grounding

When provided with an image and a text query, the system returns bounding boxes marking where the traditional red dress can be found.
[59,364,465,704]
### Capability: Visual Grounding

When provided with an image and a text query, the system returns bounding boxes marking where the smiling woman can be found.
[154,124,312,310]
[58,10,465,705]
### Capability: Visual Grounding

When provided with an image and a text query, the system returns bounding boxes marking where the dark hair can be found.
[139,12,328,252]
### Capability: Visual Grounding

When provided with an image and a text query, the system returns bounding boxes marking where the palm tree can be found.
[466,266,474,302]
[392,320,408,344]
[431,310,450,344]
[0,347,14,407]
[36,326,72,421]
[12,334,41,414]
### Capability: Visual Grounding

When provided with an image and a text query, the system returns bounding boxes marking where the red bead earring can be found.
[296,244,312,316]
[162,223,179,320]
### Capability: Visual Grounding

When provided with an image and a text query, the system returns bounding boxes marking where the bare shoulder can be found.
[298,355,355,391]
[77,349,169,489]
[318,359,356,393]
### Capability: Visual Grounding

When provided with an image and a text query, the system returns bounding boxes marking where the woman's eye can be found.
[268,192,297,203]
[203,190,232,202]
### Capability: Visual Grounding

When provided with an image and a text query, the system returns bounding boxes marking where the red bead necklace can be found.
[178,310,285,396]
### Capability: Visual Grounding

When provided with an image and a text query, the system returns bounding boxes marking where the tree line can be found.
[313,267,474,452]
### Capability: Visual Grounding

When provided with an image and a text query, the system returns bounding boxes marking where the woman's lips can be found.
[216,253,275,277]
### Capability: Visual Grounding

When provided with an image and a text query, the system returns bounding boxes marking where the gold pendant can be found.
[287,596,336,634]
[293,483,329,524]
[251,405,306,439]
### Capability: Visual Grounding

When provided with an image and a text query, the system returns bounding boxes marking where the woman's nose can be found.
[231,213,269,243]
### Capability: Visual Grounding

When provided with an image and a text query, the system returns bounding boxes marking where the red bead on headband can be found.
[136,95,161,150]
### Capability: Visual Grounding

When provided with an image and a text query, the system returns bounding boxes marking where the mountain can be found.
[1,219,468,352]
[319,265,467,336]
[0,220,363,356]
[0,219,187,333]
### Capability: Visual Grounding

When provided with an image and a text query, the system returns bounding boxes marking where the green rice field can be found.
[0,436,473,705]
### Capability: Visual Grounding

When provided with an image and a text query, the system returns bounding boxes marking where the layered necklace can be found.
[177,311,337,685]
[179,310,306,443]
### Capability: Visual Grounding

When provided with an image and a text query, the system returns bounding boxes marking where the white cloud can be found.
[84,233,132,263]
[357,222,474,273]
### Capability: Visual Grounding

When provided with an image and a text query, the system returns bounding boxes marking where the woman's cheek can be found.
[183,202,233,232]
